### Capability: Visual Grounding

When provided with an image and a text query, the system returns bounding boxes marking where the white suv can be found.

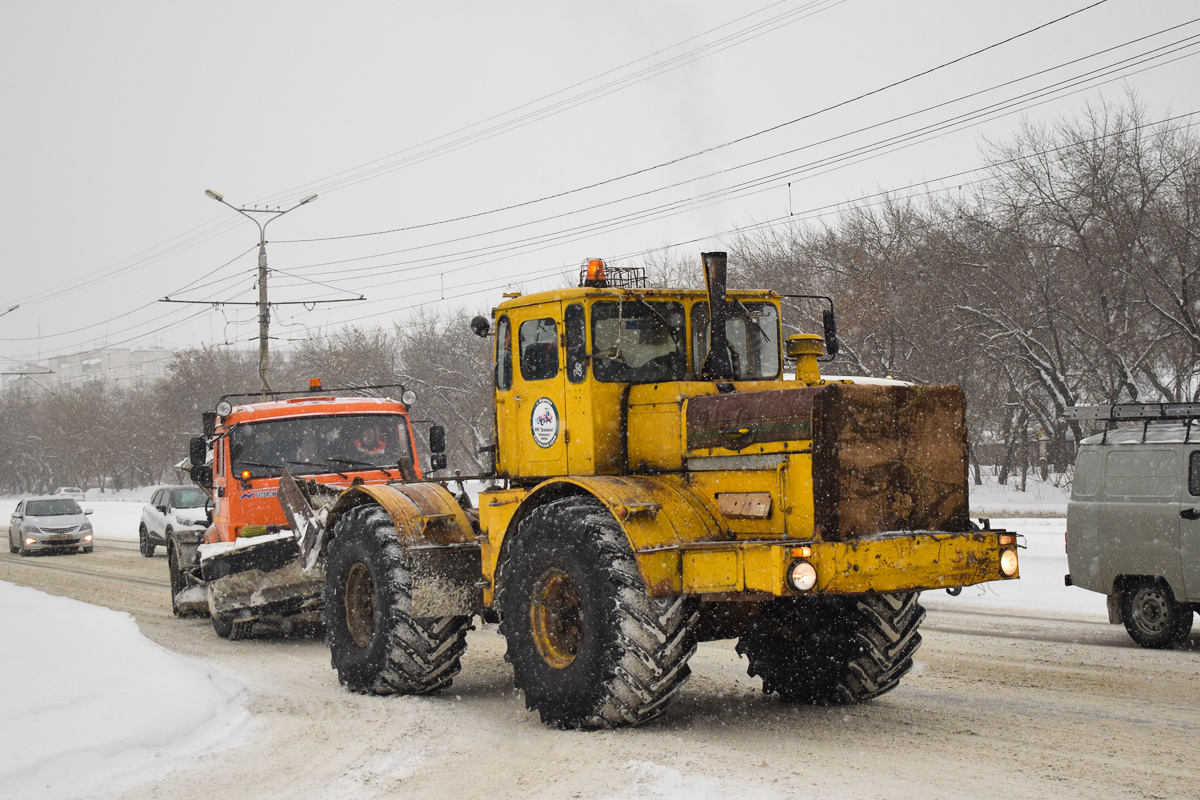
[139,486,210,558]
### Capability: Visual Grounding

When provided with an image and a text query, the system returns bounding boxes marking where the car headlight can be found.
[80,521,93,532]
[24,525,41,534]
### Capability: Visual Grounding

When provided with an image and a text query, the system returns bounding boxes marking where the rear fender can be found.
[328,483,482,617]
[499,476,726,598]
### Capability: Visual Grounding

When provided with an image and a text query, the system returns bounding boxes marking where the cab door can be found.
[511,305,568,478]
[494,314,520,477]
[1181,449,1200,601]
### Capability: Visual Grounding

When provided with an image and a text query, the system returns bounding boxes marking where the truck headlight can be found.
[1000,549,1018,577]
[787,560,818,592]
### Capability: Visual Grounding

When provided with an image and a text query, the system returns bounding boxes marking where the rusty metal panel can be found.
[716,492,772,519]
[812,384,970,541]
[686,387,822,451]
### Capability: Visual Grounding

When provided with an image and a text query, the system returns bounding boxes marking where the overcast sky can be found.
[2,0,1198,376]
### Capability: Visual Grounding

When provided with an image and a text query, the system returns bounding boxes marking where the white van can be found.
[1064,404,1200,648]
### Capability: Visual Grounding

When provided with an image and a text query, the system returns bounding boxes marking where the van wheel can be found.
[1123,579,1190,648]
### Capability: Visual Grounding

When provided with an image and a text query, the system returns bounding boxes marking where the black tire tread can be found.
[497,496,698,729]
[325,504,471,696]
[738,592,925,705]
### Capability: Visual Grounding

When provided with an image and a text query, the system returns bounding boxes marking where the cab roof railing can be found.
[217,382,408,407]
[1063,402,1200,443]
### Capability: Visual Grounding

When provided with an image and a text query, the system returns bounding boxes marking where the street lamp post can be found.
[205,189,317,393]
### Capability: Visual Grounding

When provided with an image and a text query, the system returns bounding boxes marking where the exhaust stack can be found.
[700,251,735,380]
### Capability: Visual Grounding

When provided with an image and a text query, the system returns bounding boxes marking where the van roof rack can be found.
[1063,402,1200,443]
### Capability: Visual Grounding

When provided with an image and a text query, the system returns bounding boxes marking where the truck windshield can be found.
[27,499,82,516]
[591,300,686,383]
[691,301,781,380]
[229,413,414,479]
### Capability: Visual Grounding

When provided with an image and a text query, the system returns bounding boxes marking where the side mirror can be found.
[84,509,94,515]
[429,424,446,454]
[189,436,207,467]
[821,308,839,359]
[430,453,448,472]
[470,315,491,338]
[202,412,217,438]
[190,463,213,489]
[156,505,168,515]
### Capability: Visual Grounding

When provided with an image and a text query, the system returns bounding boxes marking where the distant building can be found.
[2,347,171,391]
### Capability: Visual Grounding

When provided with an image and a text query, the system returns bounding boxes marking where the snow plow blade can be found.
[199,533,322,620]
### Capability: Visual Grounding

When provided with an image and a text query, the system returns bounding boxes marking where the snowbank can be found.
[968,471,1071,517]
[0,582,247,799]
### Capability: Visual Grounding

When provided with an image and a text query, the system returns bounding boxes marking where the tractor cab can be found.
[478,253,831,481]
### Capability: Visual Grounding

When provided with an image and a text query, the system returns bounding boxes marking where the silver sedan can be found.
[8,496,94,555]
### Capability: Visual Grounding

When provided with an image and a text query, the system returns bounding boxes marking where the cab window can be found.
[1189,451,1200,497]
[592,300,686,383]
[565,304,587,384]
[519,318,559,381]
[692,301,781,380]
[496,316,513,390]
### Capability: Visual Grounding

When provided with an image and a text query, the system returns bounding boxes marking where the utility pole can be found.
[203,189,317,393]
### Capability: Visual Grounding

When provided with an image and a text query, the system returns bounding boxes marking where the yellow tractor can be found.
[280,251,1019,729]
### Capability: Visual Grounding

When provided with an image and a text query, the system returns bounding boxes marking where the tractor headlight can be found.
[401,389,417,406]
[1000,548,1018,577]
[786,560,818,592]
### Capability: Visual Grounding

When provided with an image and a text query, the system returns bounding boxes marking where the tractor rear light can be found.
[789,545,812,558]
[1000,549,1018,577]
[998,533,1016,546]
[787,560,817,592]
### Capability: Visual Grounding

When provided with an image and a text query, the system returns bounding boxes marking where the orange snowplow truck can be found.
[172,382,442,640]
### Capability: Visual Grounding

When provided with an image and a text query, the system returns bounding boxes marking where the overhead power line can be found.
[279,0,1114,244]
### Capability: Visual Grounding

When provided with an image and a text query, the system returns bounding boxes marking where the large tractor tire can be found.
[324,504,471,695]
[1122,578,1193,648]
[497,496,698,729]
[737,592,925,704]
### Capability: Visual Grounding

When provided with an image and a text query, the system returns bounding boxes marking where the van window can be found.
[1072,450,1100,497]
[1105,450,1178,499]
[1190,451,1200,497]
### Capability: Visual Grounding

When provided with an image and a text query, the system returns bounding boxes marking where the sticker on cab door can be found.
[530,397,559,448]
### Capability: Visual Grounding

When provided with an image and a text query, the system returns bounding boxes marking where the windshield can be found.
[692,301,781,380]
[592,300,686,383]
[170,488,208,508]
[27,499,82,516]
[229,413,414,479]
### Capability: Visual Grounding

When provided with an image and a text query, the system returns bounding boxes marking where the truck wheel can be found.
[139,525,155,557]
[497,496,698,729]
[212,613,253,640]
[737,592,925,704]
[1123,579,1189,648]
[324,504,470,695]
